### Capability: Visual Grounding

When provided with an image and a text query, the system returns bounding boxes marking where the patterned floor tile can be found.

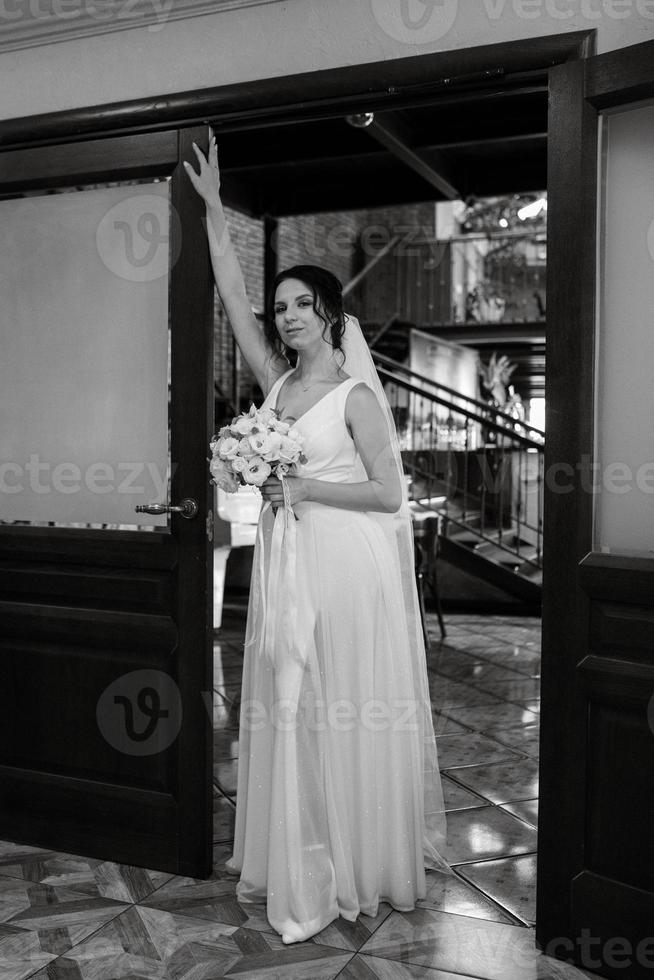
[37,904,354,978]
[0,874,129,956]
[444,806,537,864]
[417,870,516,924]
[339,952,481,978]
[359,907,580,979]
[437,732,526,770]
[449,758,539,806]
[0,844,173,905]
[143,845,393,954]
[310,904,394,953]
[0,923,59,980]
[457,854,538,925]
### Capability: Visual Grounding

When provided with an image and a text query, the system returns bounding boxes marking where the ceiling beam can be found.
[361,113,460,200]
[218,132,546,178]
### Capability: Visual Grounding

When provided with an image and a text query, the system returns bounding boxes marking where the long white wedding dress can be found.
[225,368,450,943]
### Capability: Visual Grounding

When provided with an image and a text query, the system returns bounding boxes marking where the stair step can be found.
[439,535,542,603]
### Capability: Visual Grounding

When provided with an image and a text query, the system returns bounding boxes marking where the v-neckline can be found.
[273,369,351,426]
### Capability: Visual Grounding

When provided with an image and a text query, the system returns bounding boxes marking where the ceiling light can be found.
[346,112,375,128]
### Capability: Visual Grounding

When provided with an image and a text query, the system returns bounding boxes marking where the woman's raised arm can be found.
[184,137,286,394]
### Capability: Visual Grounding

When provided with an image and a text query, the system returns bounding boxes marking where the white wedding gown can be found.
[225,369,450,943]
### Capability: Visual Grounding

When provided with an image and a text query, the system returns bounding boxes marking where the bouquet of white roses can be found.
[209,404,306,509]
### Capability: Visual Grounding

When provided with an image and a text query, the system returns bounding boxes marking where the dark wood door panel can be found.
[571,873,654,980]
[0,764,178,872]
[0,563,174,612]
[0,126,214,877]
[579,656,654,894]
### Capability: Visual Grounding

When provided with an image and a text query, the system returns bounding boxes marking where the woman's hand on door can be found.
[184,136,221,209]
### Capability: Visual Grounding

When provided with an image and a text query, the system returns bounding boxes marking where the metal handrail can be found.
[373,350,544,443]
[377,364,542,450]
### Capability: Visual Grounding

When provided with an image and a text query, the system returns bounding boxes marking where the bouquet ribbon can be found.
[256,472,302,670]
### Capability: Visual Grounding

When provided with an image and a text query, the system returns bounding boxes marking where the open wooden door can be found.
[0,126,215,877]
[538,40,654,978]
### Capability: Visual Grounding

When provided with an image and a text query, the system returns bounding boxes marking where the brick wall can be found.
[213,202,437,416]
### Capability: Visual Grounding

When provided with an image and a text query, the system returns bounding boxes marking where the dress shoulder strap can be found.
[340,376,370,400]
[267,367,294,399]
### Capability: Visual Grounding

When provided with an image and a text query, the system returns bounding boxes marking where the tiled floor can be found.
[0,613,602,979]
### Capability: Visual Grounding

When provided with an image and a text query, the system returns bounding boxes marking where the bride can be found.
[185,136,451,944]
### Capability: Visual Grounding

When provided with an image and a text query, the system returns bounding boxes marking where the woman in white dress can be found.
[185,137,451,944]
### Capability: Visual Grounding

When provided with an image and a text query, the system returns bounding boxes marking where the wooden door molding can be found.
[0,30,593,149]
[538,38,654,978]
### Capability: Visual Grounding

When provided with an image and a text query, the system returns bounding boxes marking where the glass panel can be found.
[0,180,171,529]
[594,100,654,556]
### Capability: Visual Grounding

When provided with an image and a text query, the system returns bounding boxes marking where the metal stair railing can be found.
[373,353,545,572]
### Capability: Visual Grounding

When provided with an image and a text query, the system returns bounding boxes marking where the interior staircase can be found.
[366,341,545,606]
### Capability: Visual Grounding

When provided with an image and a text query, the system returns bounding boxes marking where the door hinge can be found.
[206,509,214,544]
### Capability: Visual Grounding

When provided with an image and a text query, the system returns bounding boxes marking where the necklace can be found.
[295,369,341,392]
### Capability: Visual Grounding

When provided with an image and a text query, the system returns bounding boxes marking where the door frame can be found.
[1,26,597,886]
[538,38,654,960]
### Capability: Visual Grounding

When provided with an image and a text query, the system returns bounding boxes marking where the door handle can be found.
[135,498,198,519]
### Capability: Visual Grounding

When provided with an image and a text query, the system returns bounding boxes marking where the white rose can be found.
[242,456,272,487]
[259,431,284,461]
[278,434,301,464]
[218,436,239,459]
[231,456,248,473]
[233,415,257,436]
[238,436,257,459]
[209,457,239,492]
[248,431,269,454]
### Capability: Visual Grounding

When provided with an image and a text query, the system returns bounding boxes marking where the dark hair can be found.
[264,264,346,367]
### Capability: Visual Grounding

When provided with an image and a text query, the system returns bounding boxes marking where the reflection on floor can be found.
[0,614,601,979]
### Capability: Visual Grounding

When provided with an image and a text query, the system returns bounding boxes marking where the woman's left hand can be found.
[260,475,307,511]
